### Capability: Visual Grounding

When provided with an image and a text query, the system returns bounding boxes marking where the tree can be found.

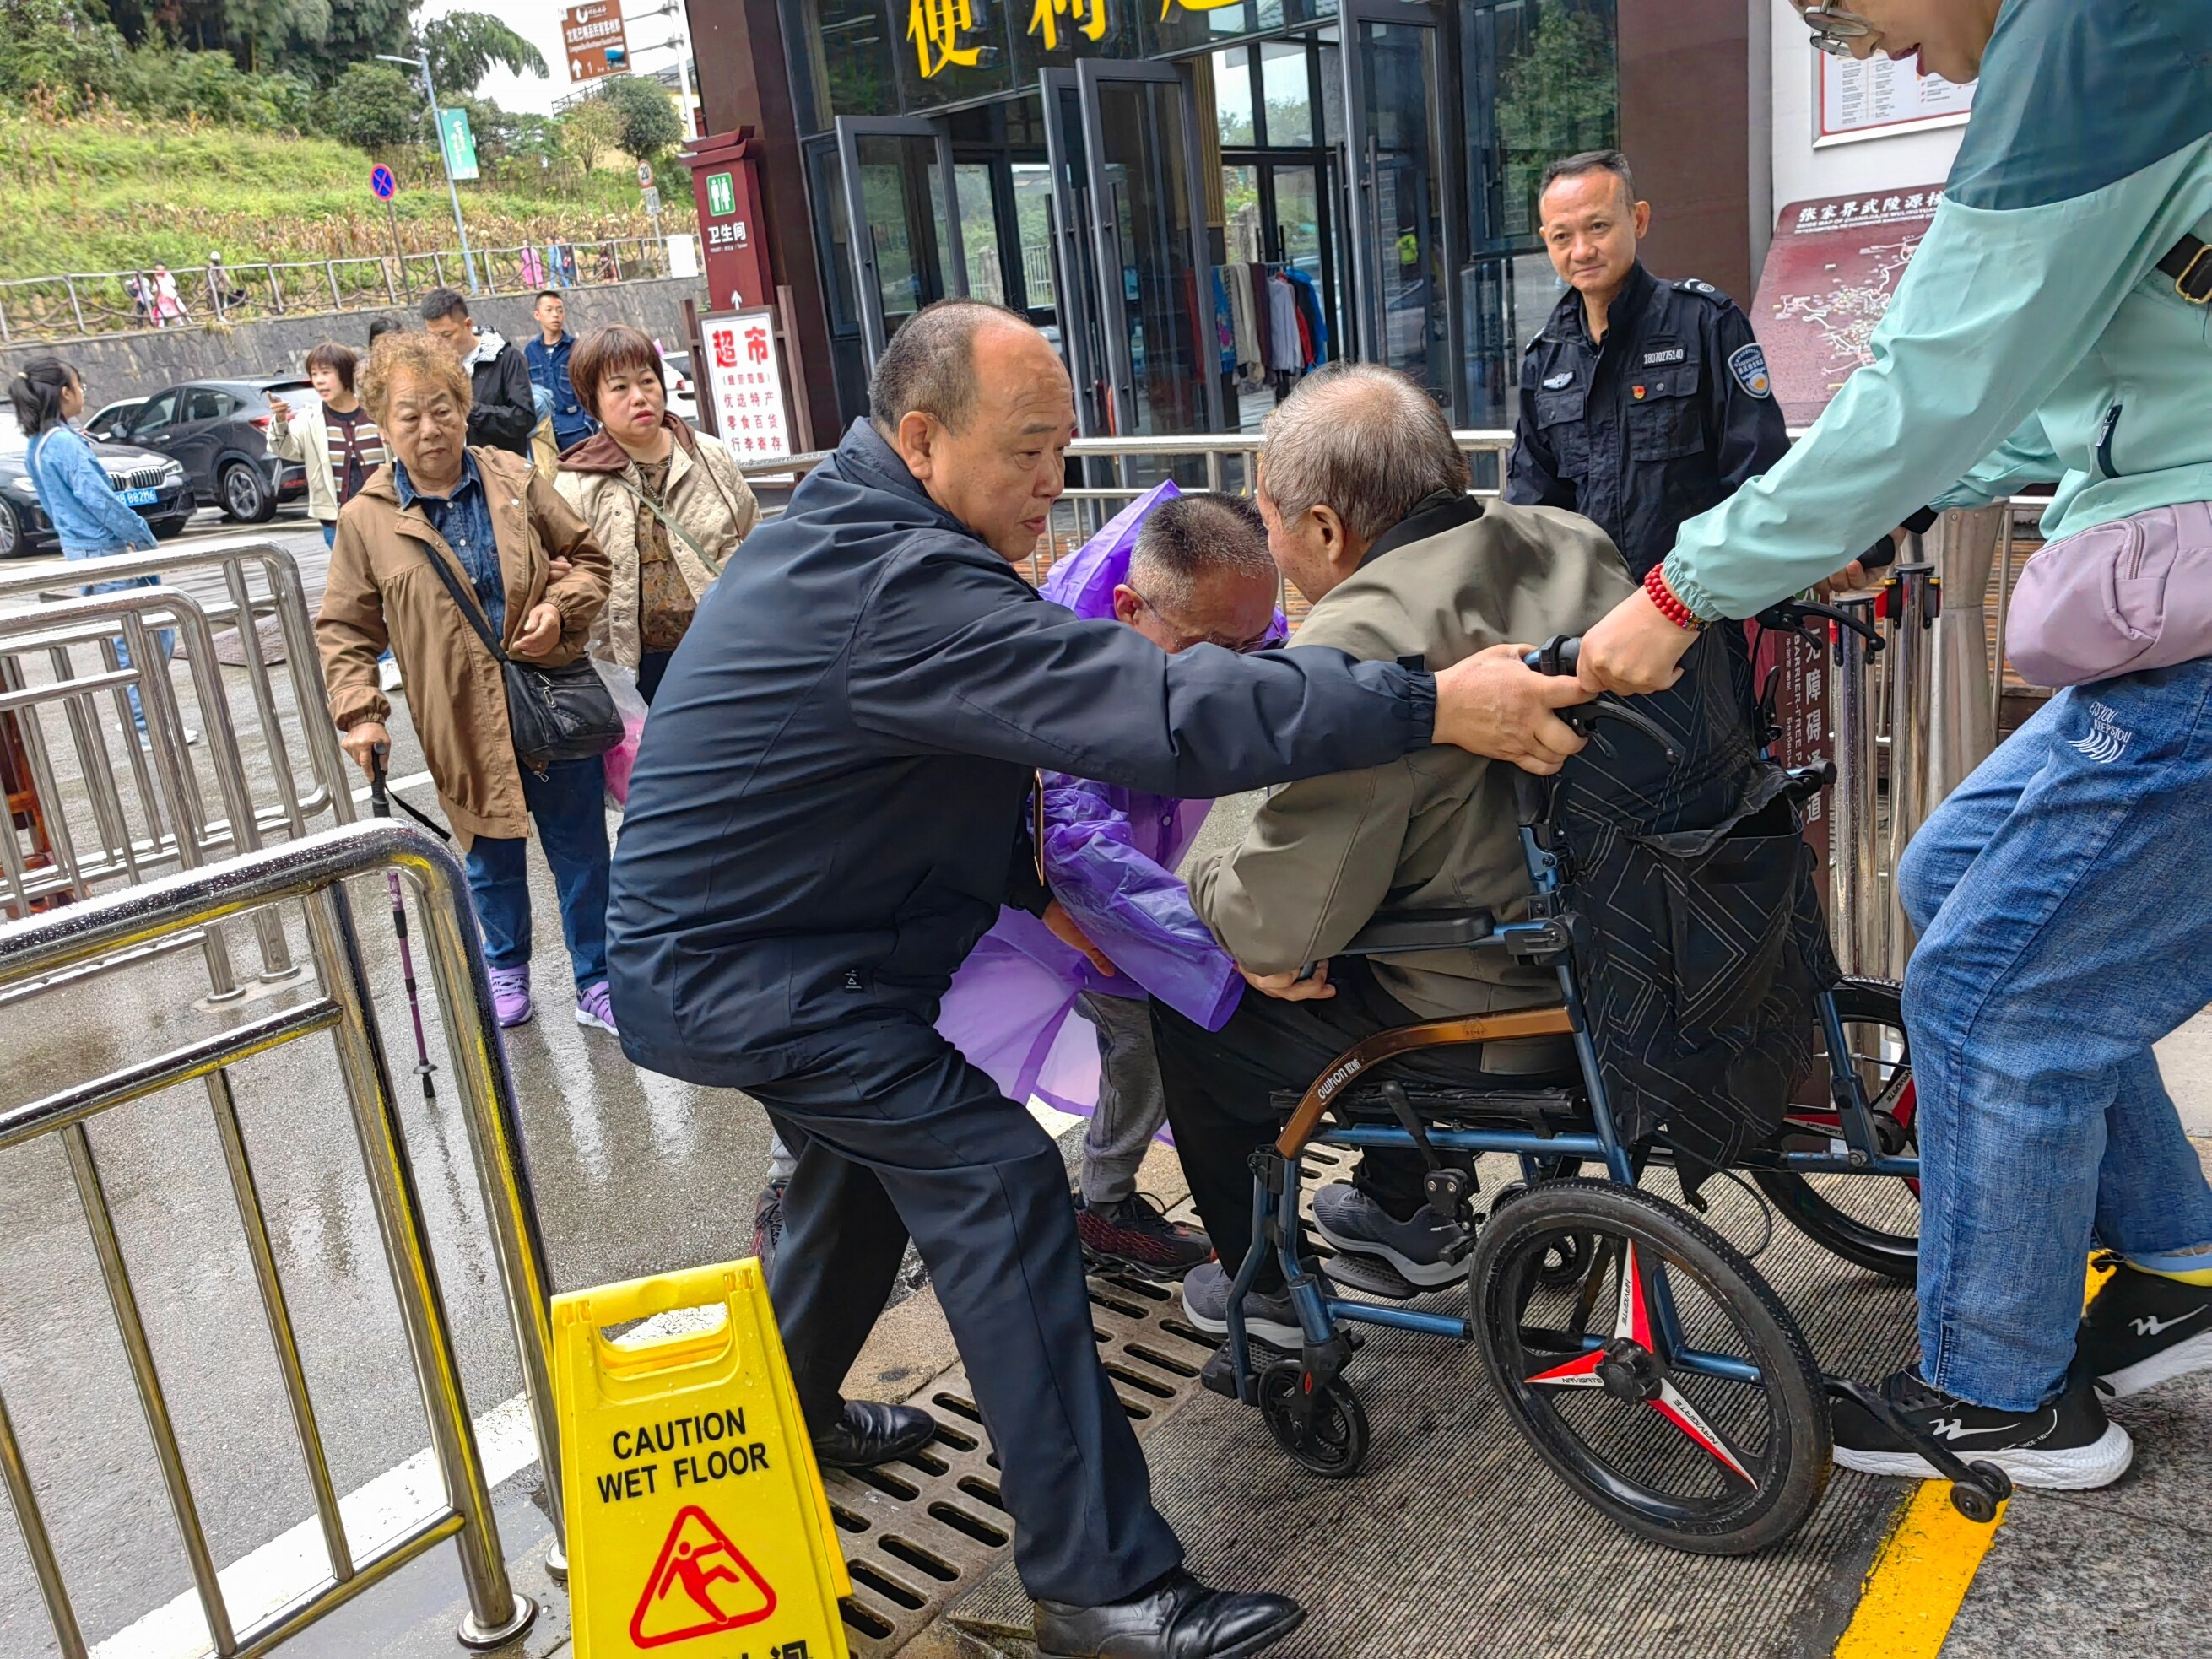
[322,59,419,149]
[1492,2,1617,238]
[597,73,680,166]
[557,95,623,185]
[418,10,546,98]
[224,0,332,73]
[0,0,128,115]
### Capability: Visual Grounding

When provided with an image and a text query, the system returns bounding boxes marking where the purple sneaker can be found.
[487,965,534,1029]
[575,981,618,1035]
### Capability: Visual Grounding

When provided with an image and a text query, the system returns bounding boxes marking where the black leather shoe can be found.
[809,1400,938,1470]
[1033,1570,1305,1659]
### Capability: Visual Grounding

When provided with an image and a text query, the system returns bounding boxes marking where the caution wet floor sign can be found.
[554,1260,851,1658]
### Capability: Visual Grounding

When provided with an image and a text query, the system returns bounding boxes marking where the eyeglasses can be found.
[1799,3,1874,56]
[1128,588,1286,655]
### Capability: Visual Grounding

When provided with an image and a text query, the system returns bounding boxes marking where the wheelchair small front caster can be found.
[1536,1229,1597,1289]
[1257,1360,1369,1479]
[1950,1460,2011,1524]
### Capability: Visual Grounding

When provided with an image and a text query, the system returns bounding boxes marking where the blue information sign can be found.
[370,165,398,200]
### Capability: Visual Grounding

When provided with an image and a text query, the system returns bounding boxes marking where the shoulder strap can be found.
[602,467,724,578]
[414,533,508,661]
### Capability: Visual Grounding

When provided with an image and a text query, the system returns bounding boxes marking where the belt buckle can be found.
[2176,245,2212,305]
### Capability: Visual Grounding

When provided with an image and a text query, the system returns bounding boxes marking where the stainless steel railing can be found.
[0,818,565,1657]
[0,543,354,1002]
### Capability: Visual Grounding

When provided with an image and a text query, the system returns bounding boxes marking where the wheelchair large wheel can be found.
[1754,978,1919,1281]
[1472,1179,1831,1555]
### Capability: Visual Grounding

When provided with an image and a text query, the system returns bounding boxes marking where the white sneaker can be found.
[379,657,404,694]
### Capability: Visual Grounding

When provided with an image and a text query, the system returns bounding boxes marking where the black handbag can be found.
[415,536,622,770]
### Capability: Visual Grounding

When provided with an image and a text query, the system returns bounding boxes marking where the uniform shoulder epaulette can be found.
[1673,278,1728,302]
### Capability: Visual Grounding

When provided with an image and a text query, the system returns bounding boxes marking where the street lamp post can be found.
[378,52,480,295]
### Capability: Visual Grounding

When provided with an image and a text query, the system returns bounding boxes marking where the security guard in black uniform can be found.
[1506,149,1788,584]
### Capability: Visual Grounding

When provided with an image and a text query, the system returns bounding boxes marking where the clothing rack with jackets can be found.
[1218,262,1329,391]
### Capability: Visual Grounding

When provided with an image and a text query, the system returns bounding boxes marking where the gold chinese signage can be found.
[906,0,1247,79]
[907,0,982,76]
[1030,0,1108,51]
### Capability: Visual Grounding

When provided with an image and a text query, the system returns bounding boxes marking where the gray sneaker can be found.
[1182,1262,1306,1349]
[1313,1183,1466,1289]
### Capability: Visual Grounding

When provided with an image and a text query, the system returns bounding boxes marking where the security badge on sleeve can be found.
[1728,343,1772,400]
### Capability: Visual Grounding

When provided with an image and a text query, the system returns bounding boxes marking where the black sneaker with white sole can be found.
[2079,1259,2212,1399]
[1831,1364,2133,1490]
[1182,1262,1308,1350]
[1312,1183,1467,1289]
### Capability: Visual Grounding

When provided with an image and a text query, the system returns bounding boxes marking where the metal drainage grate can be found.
[826,1266,1220,1654]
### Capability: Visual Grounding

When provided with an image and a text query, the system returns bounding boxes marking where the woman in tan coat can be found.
[554,324,758,702]
[316,332,617,1034]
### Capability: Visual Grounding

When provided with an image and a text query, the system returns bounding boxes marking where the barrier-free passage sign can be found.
[554,1261,850,1657]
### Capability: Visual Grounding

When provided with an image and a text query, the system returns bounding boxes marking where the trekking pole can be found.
[370,743,439,1104]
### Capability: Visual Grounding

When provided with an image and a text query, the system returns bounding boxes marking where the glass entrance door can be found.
[1339,2,1455,408]
[1074,60,1222,443]
[1042,68,1111,439]
[833,116,966,370]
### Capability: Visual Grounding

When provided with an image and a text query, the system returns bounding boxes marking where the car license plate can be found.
[122,487,160,506]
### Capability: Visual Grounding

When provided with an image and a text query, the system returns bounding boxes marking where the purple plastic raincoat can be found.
[933,482,1252,1115]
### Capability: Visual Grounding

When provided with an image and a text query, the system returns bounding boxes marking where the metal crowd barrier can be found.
[0,819,565,1657]
[0,543,354,1002]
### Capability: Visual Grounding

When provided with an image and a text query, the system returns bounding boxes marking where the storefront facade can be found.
[690,0,1767,451]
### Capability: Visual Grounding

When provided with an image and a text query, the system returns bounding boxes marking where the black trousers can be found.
[1152,959,1570,1292]
[749,1010,1182,1607]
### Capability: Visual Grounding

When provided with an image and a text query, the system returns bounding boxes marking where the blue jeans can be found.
[71,564,173,733]
[1898,661,2212,1410]
[461,756,611,993]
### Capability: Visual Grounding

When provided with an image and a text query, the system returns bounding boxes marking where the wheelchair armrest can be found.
[1334,909,1495,957]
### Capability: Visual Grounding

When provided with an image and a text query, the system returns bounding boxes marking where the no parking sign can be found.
[554,1260,850,1658]
[370,164,398,200]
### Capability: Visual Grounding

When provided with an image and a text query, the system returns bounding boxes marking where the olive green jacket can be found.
[1187,498,1635,1019]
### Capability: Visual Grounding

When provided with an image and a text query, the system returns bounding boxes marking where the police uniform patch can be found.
[1678,278,1719,296]
[1728,342,1772,399]
[1542,370,1574,389]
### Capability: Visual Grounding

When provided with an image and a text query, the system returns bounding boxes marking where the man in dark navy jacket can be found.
[608,300,1589,1658]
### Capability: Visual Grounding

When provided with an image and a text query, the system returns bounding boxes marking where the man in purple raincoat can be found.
[756,485,1286,1278]
[955,487,1284,1276]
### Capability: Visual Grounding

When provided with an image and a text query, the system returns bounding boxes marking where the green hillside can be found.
[0,112,693,280]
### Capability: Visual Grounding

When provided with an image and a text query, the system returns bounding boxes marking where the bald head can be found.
[869,298,1046,436]
[875,299,1077,564]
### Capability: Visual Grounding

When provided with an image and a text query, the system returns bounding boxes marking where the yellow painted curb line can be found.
[1834,1260,2113,1657]
[1833,1482,2009,1659]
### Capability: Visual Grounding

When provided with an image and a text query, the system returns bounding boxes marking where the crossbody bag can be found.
[414,537,622,770]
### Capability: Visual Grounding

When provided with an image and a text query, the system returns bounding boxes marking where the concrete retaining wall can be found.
[0,276,711,402]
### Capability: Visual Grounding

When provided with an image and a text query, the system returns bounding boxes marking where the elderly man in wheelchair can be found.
[1150,364,2009,1555]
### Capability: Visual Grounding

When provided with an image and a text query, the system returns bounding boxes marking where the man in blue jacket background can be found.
[523,289,594,453]
[607,299,1590,1658]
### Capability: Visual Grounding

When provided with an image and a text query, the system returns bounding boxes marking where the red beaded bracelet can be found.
[1644,563,1704,631]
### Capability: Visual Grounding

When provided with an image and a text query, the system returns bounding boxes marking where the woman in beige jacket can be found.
[554,324,758,702]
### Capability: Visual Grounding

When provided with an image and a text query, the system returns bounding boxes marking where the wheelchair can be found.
[1198,633,1999,1556]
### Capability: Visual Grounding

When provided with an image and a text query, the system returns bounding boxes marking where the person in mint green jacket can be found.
[1581,0,2212,1491]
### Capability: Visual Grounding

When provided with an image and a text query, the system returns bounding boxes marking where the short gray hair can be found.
[868,297,1034,436]
[1259,365,1468,543]
[1129,494,1275,613]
